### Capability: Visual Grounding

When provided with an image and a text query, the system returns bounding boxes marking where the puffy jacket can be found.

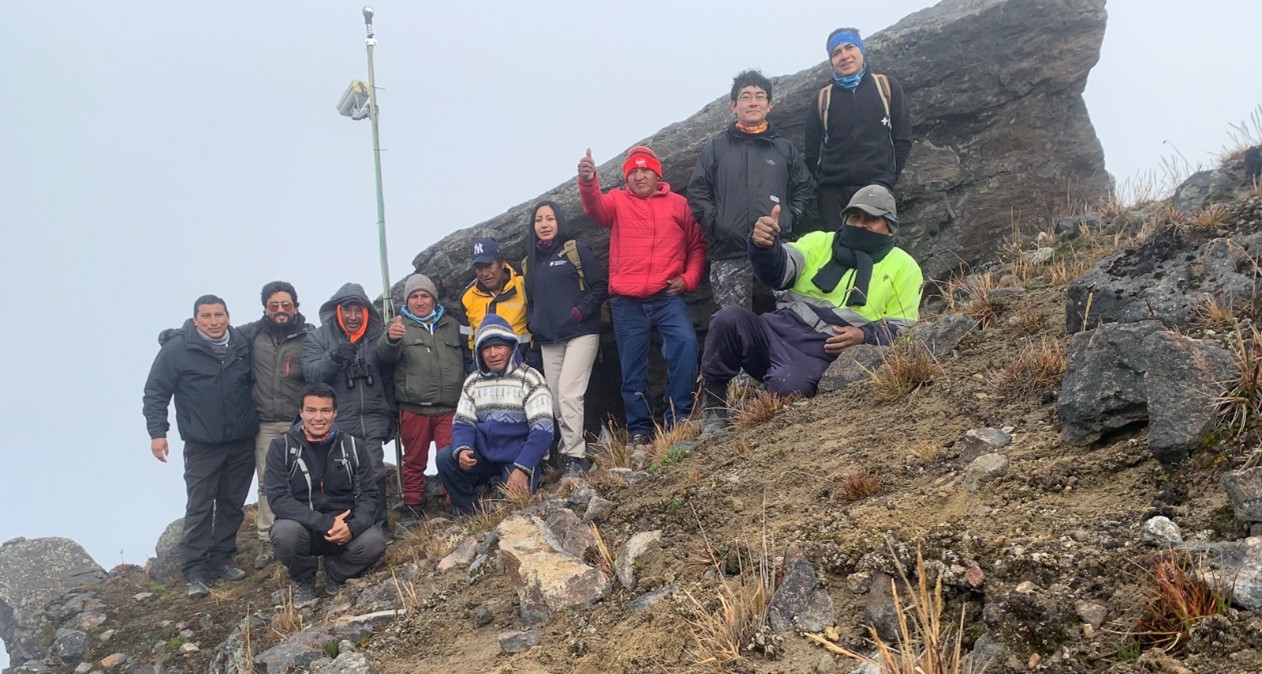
[687,123,814,260]
[803,73,912,190]
[522,200,609,343]
[263,424,379,538]
[239,315,313,423]
[143,319,259,444]
[578,176,706,299]
[376,312,466,416]
[301,283,396,441]
[461,265,529,349]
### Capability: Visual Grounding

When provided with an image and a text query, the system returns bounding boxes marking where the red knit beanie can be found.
[621,145,662,179]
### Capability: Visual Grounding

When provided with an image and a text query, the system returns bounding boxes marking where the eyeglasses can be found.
[266,301,295,311]
[737,92,768,102]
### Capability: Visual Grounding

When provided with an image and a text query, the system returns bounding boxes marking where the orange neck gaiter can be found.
[336,305,369,343]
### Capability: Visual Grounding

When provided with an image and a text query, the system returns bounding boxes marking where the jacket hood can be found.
[527,200,574,251]
[317,282,383,334]
[473,314,521,375]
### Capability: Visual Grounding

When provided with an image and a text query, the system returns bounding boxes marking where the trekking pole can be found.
[362,7,404,502]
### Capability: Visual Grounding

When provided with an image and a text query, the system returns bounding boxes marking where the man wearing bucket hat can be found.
[699,185,922,433]
[805,27,912,232]
[577,145,706,446]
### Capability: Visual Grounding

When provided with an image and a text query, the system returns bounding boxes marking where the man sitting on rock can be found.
[265,383,386,606]
[700,185,922,432]
[436,315,554,516]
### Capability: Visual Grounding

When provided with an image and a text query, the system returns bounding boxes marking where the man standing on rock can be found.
[805,27,912,232]
[436,315,553,516]
[302,283,395,535]
[143,294,258,598]
[688,69,813,310]
[236,281,313,569]
[265,383,386,606]
[699,186,922,433]
[461,237,538,369]
[578,145,706,445]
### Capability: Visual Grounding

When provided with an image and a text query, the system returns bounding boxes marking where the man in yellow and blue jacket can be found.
[700,185,922,431]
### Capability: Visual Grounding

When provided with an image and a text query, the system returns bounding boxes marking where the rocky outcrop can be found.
[495,512,610,626]
[0,537,106,669]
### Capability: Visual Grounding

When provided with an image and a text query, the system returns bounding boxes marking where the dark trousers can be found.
[398,410,453,506]
[609,292,698,436]
[817,185,864,232]
[180,439,255,580]
[269,518,387,584]
[702,307,834,398]
[435,445,542,516]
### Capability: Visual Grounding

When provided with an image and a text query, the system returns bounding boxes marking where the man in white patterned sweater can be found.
[435,314,554,516]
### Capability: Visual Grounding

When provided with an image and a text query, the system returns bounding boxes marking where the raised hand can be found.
[751,203,782,248]
[577,148,596,182]
[387,315,405,341]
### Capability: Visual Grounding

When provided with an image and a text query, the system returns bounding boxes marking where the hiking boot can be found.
[254,552,274,570]
[700,379,731,436]
[187,578,210,599]
[292,580,320,608]
[562,457,591,478]
[325,578,346,596]
[629,434,652,448]
[213,565,247,582]
[701,409,730,436]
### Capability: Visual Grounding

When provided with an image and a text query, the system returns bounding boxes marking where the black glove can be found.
[334,342,357,362]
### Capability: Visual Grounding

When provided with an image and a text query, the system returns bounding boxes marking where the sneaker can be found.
[562,457,591,478]
[325,578,345,596]
[292,580,320,608]
[213,565,247,582]
[187,578,210,599]
[253,553,274,570]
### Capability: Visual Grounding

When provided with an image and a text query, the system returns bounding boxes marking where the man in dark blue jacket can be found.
[143,294,259,598]
[688,70,812,309]
[265,383,385,605]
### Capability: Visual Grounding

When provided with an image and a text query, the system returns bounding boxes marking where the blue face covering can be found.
[827,29,867,89]
[401,302,444,325]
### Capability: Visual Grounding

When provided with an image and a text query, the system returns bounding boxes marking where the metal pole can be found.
[363,6,391,319]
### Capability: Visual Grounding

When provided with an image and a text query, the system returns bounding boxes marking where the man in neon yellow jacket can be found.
[700,185,922,431]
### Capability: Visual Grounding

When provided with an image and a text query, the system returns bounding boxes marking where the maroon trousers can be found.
[398,410,454,506]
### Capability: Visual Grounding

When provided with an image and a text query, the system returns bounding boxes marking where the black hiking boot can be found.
[701,379,730,436]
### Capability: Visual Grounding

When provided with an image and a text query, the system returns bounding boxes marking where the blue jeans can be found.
[610,292,698,436]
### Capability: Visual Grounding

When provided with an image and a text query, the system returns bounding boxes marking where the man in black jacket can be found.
[265,383,385,605]
[688,70,812,310]
[301,283,395,533]
[143,295,259,598]
[804,27,912,232]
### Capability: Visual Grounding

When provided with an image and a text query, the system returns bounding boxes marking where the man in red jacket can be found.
[578,145,706,445]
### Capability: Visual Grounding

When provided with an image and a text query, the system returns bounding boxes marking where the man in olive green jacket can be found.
[377,274,468,517]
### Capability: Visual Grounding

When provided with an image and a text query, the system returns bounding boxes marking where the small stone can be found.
[961,427,1011,463]
[100,653,125,669]
[962,453,1009,491]
[583,495,615,523]
[179,629,194,639]
[180,643,199,653]
[1020,247,1055,265]
[98,629,115,643]
[472,605,493,628]
[824,625,840,642]
[566,487,596,508]
[77,611,107,631]
[52,628,92,664]
[498,629,541,654]
[815,652,838,673]
[627,584,677,613]
[437,537,479,573]
[615,530,663,591]
[1075,601,1107,628]
[1015,581,1038,594]
[1223,468,1262,522]
[607,468,647,485]
[846,571,873,594]
[75,663,93,674]
[1140,516,1183,546]
[132,592,154,602]
[768,543,835,633]
[966,565,985,588]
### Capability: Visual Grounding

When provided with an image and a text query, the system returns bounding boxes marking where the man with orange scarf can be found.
[302,283,396,534]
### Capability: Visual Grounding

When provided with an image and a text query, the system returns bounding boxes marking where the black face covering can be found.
[809,224,896,305]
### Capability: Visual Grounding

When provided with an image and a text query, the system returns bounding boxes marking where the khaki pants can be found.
[540,334,600,459]
[254,420,292,541]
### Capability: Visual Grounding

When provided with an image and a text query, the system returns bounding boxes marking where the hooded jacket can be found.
[301,283,396,441]
[238,315,313,423]
[522,201,609,343]
[578,175,706,299]
[803,72,912,190]
[687,123,814,260]
[143,319,259,444]
[451,315,554,474]
[263,423,379,538]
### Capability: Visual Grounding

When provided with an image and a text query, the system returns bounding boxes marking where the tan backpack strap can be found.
[563,240,587,292]
[874,74,891,120]
[817,85,832,137]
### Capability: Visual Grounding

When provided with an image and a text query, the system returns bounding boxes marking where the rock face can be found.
[404,0,1109,424]
[495,513,610,626]
[0,537,106,668]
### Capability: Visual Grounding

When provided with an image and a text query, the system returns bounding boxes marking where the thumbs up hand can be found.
[577,148,596,182]
[751,203,782,248]
[387,315,406,341]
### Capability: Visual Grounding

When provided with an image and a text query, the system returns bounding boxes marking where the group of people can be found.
[141,27,922,603]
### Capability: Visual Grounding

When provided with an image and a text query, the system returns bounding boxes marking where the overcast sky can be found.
[0,2,1259,664]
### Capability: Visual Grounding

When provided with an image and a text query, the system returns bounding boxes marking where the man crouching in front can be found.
[265,383,386,606]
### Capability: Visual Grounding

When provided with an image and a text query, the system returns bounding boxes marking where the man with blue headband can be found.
[804,27,912,232]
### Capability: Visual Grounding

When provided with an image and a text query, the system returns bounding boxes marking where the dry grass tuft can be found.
[591,420,632,471]
[909,440,941,463]
[1250,175,1262,199]
[271,588,304,637]
[1129,550,1231,654]
[1193,204,1232,229]
[1219,323,1262,436]
[808,544,975,674]
[869,344,943,403]
[1194,291,1239,329]
[943,272,1000,328]
[726,376,761,408]
[647,419,701,465]
[731,390,800,429]
[995,339,1067,394]
[464,498,511,533]
[1010,310,1046,337]
[588,524,617,577]
[839,472,883,502]
[391,567,421,612]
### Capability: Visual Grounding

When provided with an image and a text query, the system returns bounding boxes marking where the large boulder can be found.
[148,517,184,582]
[1143,332,1235,464]
[1057,321,1164,446]
[0,537,105,668]
[404,0,1110,425]
[495,513,610,626]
